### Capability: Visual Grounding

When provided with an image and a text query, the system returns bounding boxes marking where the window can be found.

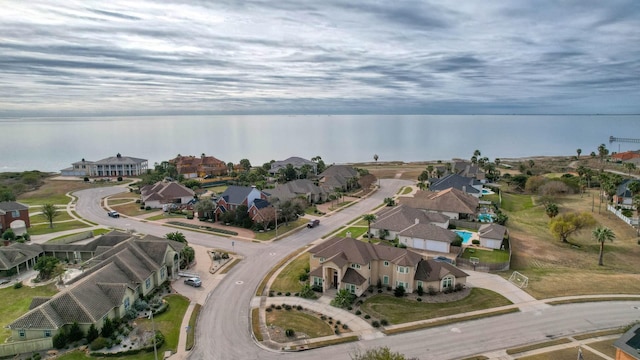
[313,277,323,286]
[417,281,423,288]
[44,330,51,337]
[160,267,166,279]
[397,266,408,274]
[19,330,26,338]
[383,261,389,267]
[350,263,361,269]
[395,281,408,289]
[124,297,130,310]
[442,276,453,289]
[145,278,151,289]
[347,284,356,294]
[11,210,19,218]
[319,257,325,262]
[383,275,389,285]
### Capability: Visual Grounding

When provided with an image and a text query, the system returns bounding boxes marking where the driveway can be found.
[465,270,549,312]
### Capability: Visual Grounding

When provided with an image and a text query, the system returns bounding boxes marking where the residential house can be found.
[0,243,42,276]
[93,153,148,177]
[429,174,484,198]
[399,188,479,220]
[269,157,317,176]
[265,179,327,204]
[7,232,183,342]
[611,150,640,163]
[0,201,30,234]
[613,179,640,208]
[318,165,359,192]
[141,181,196,209]
[60,159,94,177]
[308,237,467,296]
[614,324,640,360]
[397,221,459,253]
[169,154,228,178]
[248,200,276,227]
[214,185,269,220]
[452,160,485,181]
[370,205,450,240]
[478,223,507,250]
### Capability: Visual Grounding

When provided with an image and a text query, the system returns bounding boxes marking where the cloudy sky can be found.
[1,1,639,116]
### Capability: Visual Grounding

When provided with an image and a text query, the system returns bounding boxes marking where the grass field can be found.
[28,220,92,235]
[360,288,512,324]
[335,226,368,239]
[30,210,74,223]
[266,308,334,339]
[253,218,308,241]
[17,179,116,205]
[0,284,58,343]
[270,253,310,293]
[461,248,510,263]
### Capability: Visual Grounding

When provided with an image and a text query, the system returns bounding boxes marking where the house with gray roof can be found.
[452,160,485,181]
[613,179,640,209]
[308,237,467,296]
[399,188,479,220]
[60,153,148,177]
[370,205,449,240]
[265,179,327,204]
[141,181,195,209]
[0,201,30,234]
[7,232,183,344]
[214,185,270,222]
[318,165,359,192]
[60,158,94,177]
[429,174,484,197]
[398,221,459,253]
[269,156,317,176]
[478,223,507,250]
[614,324,640,360]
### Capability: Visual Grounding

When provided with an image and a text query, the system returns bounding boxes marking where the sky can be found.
[1,1,639,117]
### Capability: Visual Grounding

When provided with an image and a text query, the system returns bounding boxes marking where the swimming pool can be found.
[454,230,474,245]
[478,213,494,222]
[481,188,495,195]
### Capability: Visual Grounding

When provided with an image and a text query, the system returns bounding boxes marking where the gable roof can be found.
[141,181,195,203]
[265,179,326,202]
[318,165,359,190]
[429,174,482,194]
[611,151,640,161]
[399,223,458,243]
[399,188,479,215]
[414,259,468,282]
[93,154,147,165]
[219,185,259,206]
[614,324,640,359]
[9,233,182,331]
[0,243,43,270]
[616,179,639,198]
[371,205,449,232]
[478,223,507,240]
[309,237,423,267]
[269,157,315,173]
[0,201,29,212]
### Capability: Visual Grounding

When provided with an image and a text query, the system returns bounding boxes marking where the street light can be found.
[149,311,158,360]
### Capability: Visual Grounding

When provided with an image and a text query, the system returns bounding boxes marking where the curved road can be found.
[73,181,640,360]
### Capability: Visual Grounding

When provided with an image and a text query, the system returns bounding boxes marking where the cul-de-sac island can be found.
[1,147,639,360]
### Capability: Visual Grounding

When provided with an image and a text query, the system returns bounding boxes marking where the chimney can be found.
[415,218,419,224]
[462,185,466,193]
[346,231,352,238]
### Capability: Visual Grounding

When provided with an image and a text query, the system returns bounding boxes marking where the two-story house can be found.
[214,185,269,221]
[0,201,30,235]
[308,237,467,297]
[399,188,479,220]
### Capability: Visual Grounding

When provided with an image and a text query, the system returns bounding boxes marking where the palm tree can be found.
[41,203,58,229]
[597,144,609,163]
[373,154,379,163]
[471,155,478,165]
[529,159,535,168]
[592,227,615,266]
[363,214,377,238]
[576,148,582,159]
[473,149,481,158]
[494,158,501,168]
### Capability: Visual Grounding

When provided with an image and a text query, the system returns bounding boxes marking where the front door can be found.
[333,272,338,289]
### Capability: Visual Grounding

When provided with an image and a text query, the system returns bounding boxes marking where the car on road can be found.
[184,277,202,287]
[307,219,320,228]
[107,211,120,218]
[0,279,10,285]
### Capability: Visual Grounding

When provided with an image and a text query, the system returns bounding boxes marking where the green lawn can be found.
[266,308,334,338]
[500,193,535,212]
[270,253,310,293]
[335,226,368,239]
[47,228,111,243]
[146,213,187,221]
[461,248,510,263]
[18,194,71,206]
[0,284,59,343]
[253,218,308,241]
[360,288,512,324]
[400,187,412,195]
[31,211,73,223]
[28,221,92,235]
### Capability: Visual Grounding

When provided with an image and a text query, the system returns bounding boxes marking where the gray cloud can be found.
[0,0,638,116]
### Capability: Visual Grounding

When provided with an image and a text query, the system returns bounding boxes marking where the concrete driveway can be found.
[465,270,550,312]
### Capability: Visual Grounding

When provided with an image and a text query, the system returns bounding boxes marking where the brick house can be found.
[0,201,30,234]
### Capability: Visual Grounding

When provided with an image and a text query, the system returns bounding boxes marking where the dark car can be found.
[307,219,320,228]
[184,277,202,287]
[433,256,455,265]
[107,211,120,218]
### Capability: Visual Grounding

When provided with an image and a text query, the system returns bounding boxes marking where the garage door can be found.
[425,240,448,253]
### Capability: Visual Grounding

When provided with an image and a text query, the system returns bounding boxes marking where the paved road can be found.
[72,181,640,360]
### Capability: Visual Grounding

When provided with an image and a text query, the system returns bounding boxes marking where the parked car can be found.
[107,211,120,218]
[307,219,320,228]
[0,279,10,285]
[433,256,455,265]
[184,277,202,287]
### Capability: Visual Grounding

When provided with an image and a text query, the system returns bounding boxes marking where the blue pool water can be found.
[481,188,494,195]
[454,230,474,245]
[478,213,494,222]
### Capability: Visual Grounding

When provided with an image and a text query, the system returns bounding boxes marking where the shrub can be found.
[416,285,424,296]
[285,329,295,337]
[53,331,68,349]
[298,273,309,282]
[117,176,123,182]
[393,285,405,297]
[417,298,422,302]
[296,305,303,310]
[472,239,480,245]
[455,283,464,292]
[427,286,437,296]
[364,315,371,319]
[368,286,374,293]
[101,317,114,338]
[371,320,380,328]
[13,282,23,289]
[386,286,392,291]
[86,324,99,343]
[145,206,151,210]
[378,289,382,293]
[285,292,291,296]
[342,324,348,329]
[68,322,84,343]
[376,278,382,289]
[355,310,361,315]
[335,328,340,335]
[90,337,110,351]
[330,289,356,308]
[265,307,272,312]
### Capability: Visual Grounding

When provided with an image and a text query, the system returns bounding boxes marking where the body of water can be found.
[1,114,638,172]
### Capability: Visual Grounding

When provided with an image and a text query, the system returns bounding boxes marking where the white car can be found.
[107,211,120,218]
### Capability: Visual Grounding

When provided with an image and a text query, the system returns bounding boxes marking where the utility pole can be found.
[149,311,158,360]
